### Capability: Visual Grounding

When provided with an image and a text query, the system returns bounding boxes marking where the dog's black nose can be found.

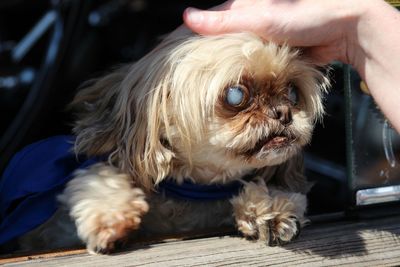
[271,105,292,126]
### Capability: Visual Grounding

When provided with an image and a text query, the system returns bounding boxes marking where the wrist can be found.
[333,0,372,66]
[346,0,400,131]
[346,0,400,75]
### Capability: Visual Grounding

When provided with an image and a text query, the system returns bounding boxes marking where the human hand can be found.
[184,0,400,132]
[183,0,366,65]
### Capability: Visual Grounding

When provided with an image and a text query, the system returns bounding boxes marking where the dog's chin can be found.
[247,134,295,155]
[239,133,301,166]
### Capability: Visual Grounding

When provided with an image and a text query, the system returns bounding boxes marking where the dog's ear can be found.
[70,66,129,156]
[69,43,180,191]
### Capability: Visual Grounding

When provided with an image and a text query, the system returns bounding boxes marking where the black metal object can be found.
[0,0,88,172]
[344,65,400,210]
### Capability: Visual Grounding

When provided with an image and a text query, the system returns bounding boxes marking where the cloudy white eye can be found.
[288,83,299,105]
[225,85,249,108]
[226,86,244,106]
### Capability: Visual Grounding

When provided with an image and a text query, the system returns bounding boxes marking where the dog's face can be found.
[72,30,327,188]
[161,32,327,181]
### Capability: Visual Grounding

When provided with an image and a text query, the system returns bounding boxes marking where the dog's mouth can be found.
[244,133,296,156]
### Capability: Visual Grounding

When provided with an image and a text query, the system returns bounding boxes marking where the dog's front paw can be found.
[231,180,307,246]
[260,215,301,246]
[84,191,149,254]
[86,196,149,254]
[59,164,149,254]
[236,212,301,246]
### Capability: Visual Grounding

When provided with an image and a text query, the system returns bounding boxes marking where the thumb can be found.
[183,7,242,35]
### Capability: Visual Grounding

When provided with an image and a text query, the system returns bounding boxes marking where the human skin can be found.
[183,0,400,132]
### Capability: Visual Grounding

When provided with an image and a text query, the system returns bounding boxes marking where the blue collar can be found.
[157,179,244,201]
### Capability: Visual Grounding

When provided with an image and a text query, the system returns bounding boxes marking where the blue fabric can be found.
[158,179,243,201]
[0,135,98,245]
[0,135,244,245]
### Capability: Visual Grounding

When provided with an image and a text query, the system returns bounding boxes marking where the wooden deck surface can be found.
[2,214,400,266]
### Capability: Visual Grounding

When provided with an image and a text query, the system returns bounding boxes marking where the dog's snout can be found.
[271,105,292,126]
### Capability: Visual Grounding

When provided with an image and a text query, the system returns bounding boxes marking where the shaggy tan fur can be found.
[71,29,327,189]
[58,164,149,253]
[19,28,328,254]
[231,178,307,244]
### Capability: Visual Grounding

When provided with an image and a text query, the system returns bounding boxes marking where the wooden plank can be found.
[0,227,236,265]
[2,215,400,266]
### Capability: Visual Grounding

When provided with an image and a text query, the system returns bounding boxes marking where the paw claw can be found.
[293,220,302,240]
[96,247,112,255]
[88,238,128,255]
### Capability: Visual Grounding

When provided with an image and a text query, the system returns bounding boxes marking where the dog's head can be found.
[71,29,328,190]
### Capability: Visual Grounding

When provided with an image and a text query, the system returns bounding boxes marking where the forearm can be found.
[350,0,400,131]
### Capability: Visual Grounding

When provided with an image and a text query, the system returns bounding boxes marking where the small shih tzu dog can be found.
[0,28,328,254]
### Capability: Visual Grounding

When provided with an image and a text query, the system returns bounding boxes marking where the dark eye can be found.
[225,85,249,108]
[288,83,299,105]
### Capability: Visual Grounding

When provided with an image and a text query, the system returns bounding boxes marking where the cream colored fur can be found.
[57,164,148,254]
[19,28,328,254]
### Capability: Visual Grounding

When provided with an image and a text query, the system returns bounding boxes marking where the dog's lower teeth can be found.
[266,136,288,148]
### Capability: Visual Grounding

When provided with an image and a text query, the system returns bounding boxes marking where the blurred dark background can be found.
[0,0,348,216]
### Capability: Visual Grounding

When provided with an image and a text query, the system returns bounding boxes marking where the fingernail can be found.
[185,7,204,25]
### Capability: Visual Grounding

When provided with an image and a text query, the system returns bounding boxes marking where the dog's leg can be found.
[230,178,307,246]
[58,163,149,254]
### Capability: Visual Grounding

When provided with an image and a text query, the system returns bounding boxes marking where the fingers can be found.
[183,8,231,35]
[183,7,261,36]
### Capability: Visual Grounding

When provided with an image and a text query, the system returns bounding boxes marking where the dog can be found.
[11,28,328,254]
